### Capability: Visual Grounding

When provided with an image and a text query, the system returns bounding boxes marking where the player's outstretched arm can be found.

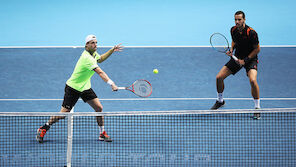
[98,43,124,63]
[93,67,118,91]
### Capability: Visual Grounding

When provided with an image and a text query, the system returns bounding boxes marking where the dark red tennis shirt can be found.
[231,25,259,59]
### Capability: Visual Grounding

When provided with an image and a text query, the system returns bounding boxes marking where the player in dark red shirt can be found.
[211,11,261,119]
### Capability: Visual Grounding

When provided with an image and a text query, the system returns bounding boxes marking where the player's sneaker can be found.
[211,100,225,110]
[253,107,261,120]
[99,131,112,142]
[36,125,49,143]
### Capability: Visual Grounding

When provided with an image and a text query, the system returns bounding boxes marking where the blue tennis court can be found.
[0,47,296,111]
[0,47,296,166]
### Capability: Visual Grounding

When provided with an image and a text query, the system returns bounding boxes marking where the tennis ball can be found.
[153,69,159,74]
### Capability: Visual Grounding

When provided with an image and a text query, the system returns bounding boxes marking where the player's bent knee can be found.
[95,106,103,112]
[249,78,257,86]
[216,75,224,82]
[60,106,71,113]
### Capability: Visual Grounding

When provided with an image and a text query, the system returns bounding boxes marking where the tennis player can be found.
[36,35,123,143]
[211,11,261,119]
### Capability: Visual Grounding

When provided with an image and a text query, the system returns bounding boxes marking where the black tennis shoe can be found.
[253,113,261,120]
[211,100,225,110]
[253,107,261,120]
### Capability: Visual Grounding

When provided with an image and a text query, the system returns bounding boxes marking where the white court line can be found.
[0,45,296,48]
[0,97,296,101]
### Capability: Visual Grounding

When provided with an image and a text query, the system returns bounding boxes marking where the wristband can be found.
[107,80,114,86]
[244,57,250,64]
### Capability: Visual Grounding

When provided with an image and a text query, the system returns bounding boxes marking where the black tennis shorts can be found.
[62,84,97,110]
[225,58,258,75]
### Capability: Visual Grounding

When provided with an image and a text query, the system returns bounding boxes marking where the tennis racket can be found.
[210,33,239,61]
[118,79,152,97]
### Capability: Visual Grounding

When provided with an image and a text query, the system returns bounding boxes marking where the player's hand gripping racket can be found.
[210,33,239,62]
[118,79,152,97]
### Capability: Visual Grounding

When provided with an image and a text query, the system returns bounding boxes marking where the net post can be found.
[66,108,74,167]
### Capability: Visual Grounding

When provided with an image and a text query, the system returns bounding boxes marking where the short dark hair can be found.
[235,11,245,19]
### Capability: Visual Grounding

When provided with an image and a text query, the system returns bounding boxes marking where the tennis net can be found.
[0,108,296,166]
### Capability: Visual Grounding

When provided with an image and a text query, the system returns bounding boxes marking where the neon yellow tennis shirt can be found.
[66,50,101,92]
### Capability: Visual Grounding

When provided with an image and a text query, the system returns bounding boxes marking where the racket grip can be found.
[117,87,127,90]
[231,55,239,61]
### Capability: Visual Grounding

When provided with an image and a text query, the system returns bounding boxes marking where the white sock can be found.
[254,99,260,109]
[217,93,224,103]
[99,126,105,133]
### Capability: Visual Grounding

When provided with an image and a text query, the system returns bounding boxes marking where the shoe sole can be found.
[253,113,261,120]
[99,137,112,142]
[211,104,225,110]
[252,117,261,120]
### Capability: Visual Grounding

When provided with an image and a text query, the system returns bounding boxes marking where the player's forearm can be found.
[241,45,260,65]
[231,41,235,51]
[247,45,260,59]
[99,71,111,83]
[98,48,115,63]
[94,67,111,82]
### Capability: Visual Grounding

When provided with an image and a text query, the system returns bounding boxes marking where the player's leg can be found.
[81,88,112,142]
[211,59,242,109]
[211,66,232,109]
[48,107,70,125]
[36,108,71,143]
[245,59,261,119]
[36,85,79,143]
[248,69,260,101]
[216,66,232,94]
[248,69,261,119]
[86,98,112,142]
[86,97,103,126]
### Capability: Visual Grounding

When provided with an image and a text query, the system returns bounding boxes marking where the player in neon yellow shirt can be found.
[36,35,123,142]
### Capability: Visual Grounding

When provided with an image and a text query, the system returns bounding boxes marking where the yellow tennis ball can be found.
[153,69,159,74]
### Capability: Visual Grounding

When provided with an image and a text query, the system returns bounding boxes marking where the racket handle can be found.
[231,55,239,61]
[117,87,127,90]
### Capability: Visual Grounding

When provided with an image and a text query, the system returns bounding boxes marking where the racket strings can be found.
[210,33,229,53]
[133,80,152,97]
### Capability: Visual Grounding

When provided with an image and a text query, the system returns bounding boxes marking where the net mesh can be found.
[1,109,296,166]
[0,116,68,167]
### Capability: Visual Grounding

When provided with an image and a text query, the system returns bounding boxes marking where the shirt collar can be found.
[85,50,97,58]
